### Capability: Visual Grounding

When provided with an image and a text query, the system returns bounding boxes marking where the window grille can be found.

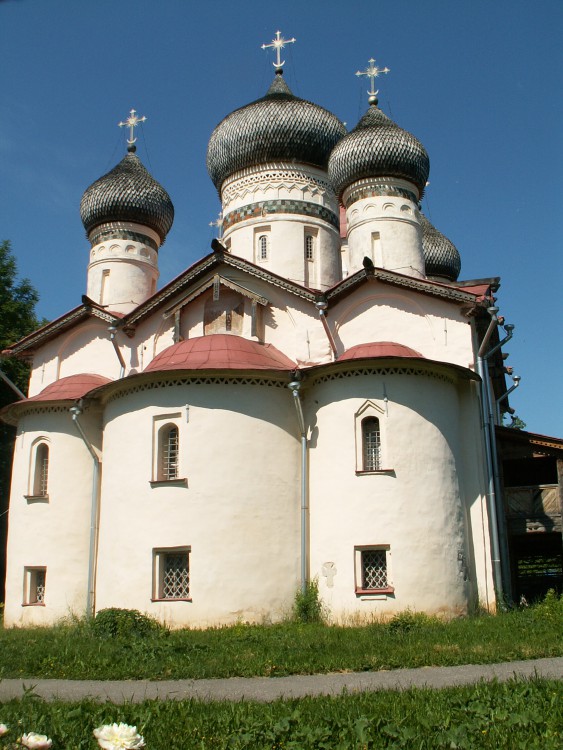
[33,443,49,496]
[362,417,381,471]
[24,567,46,605]
[259,235,268,260]
[34,569,46,603]
[362,549,388,590]
[305,234,314,260]
[161,426,179,480]
[161,553,190,599]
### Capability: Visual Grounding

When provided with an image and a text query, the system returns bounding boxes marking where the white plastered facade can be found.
[2,253,496,627]
[2,76,498,628]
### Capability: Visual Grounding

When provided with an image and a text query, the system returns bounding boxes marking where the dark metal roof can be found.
[80,151,174,243]
[328,104,429,199]
[421,214,461,282]
[206,72,346,192]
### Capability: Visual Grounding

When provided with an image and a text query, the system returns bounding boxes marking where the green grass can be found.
[0,593,561,681]
[0,679,561,748]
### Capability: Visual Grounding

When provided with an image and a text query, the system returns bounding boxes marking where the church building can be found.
[2,40,531,627]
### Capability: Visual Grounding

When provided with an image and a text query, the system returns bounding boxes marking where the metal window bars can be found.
[162,426,179,480]
[362,550,387,589]
[39,454,49,496]
[34,569,46,603]
[305,234,314,260]
[363,419,381,471]
[162,553,190,598]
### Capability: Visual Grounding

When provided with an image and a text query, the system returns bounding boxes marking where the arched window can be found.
[259,235,268,260]
[33,443,49,497]
[305,234,314,261]
[362,417,381,472]
[159,424,179,481]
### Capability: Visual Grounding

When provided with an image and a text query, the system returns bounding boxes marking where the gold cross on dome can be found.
[118,109,147,145]
[261,30,296,68]
[356,58,390,101]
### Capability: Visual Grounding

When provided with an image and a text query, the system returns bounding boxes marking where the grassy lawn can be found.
[0,593,561,681]
[0,679,561,748]
[0,596,561,748]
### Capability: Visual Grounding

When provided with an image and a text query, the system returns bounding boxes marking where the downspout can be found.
[476,306,504,606]
[477,309,515,606]
[495,374,520,424]
[315,301,337,361]
[70,404,101,619]
[288,380,308,594]
[108,326,125,378]
[484,324,515,604]
[0,366,27,400]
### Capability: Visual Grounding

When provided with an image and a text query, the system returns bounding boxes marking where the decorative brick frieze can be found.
[223,200,339,230]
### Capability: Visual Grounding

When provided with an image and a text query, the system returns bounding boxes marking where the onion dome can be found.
[206,71,346,192]
[328,103,429,200]
[145,335,296,373]
[421,214,461,282]
[80,148,174,244]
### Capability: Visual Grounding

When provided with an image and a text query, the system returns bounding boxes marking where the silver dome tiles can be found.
[80,152,174,243]
[421,214,461,282]
[328,105,429,199]
[206,73,346,192]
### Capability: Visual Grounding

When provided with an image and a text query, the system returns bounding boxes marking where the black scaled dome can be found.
[206,72,346,192]
[328,103,429,200]
[421,214,461,282]
[80,150,174,243]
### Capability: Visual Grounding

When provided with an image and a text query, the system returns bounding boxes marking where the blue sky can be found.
[1,0,562,437]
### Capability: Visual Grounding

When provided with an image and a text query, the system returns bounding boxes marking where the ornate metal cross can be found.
[356,58,390,102]
[261,30,296,68]
[118,109,147,145]
[209,212,223,238]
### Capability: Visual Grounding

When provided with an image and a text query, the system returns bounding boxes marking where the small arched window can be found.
[259,235,268,260]
[305,234,314,261]
[33,443,49,497]
[159,424,179,481]
[362,417,381,472]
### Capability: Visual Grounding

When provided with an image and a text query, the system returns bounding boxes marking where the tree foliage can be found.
[0,240,42,599]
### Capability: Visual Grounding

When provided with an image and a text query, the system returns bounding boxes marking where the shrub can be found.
[293,579,325,623]
[91,608,166,639]
[388,609,433,634]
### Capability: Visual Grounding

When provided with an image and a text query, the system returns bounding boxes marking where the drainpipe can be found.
[476,306,504,606]
[315,301,337,361]
[484,323,515,604]
[70,405,101,619]
[477,308,515,606]
[495,374,520,423]
[108,326,125,378]
[0,367,27,400]
[288,380,308,594]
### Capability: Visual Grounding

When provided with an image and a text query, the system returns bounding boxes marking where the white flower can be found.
[20,734,53,750]
[0,724,8,737]
[93,723,145,750]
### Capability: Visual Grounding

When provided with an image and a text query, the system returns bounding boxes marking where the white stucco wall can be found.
[3,408,101,626]
[221,163,342,290]
[94,380,301,627]
[305,368,489,620]
[330,281,475,369]
[344,180,425,278]
[27,321,122,396]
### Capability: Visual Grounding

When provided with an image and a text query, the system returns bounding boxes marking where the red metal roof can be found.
[145,335,296,372]
[27,374,113,402]
[338,342,423,361]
